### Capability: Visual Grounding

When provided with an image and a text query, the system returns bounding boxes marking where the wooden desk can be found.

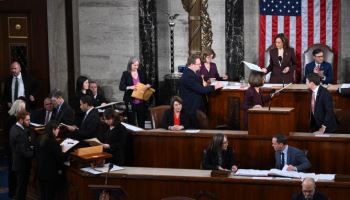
[207,84,350,131]
[248,107,295,135]
[66,166,350,200]
[130,129,350,174]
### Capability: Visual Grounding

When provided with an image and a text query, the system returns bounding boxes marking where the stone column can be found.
[225,0,244,81]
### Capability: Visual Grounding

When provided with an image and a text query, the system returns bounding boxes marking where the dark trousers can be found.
[7,146,16,198]
[15,170,30,200]
[39,180,56,200]
[127,102,146,128]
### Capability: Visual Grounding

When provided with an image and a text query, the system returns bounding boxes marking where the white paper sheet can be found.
[242,61,264,72]
[60,138,79,153]
[81,163,124,175]
[121,122,144,132]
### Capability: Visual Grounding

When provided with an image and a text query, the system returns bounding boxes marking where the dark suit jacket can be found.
[53,101,74,125]
[36,135,64,181]
[242,87,271,129]
[119,70,148,103]
[305,61,333,84]
[310,86,338,133]
[9,124,33,171]
[4,72,38,108]
[161,109,192,130]
[275,146,311,172]
[267,47,296,83]
[291,191,328,200]
[179,68,215,115]
[71,108,100,140]
[103,123,128,166]
[93,93,108,107]
[30,108,54,125]
[71,90,93,126]
[202,147,236,170]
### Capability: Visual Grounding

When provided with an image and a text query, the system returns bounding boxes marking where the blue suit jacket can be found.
[275,146,311,172]
[179,68,215,115]
[304,61,333,84]
[311,86,338,132]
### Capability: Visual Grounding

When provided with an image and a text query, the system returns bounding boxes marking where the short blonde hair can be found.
[8,99,26,116]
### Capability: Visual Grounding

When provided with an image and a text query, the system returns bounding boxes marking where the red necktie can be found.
[311,92,316,113]
[315,64,320,73]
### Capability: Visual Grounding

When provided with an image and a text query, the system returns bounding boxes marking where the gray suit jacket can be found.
[275,146,311,172]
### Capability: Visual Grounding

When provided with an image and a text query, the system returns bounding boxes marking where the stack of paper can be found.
[60,138,79,153]
[81,163,124,175]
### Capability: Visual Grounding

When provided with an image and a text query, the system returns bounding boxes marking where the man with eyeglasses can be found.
[30,97,55,125]
[179,55,223,127]
[304,48,333,84]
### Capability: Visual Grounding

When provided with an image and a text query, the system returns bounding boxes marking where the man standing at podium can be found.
[306,73,337,134]
[179,55,223,122]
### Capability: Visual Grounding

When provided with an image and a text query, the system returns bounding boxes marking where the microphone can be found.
[104,163,114,185]
[278,56,284,87]
[278,56,282,67]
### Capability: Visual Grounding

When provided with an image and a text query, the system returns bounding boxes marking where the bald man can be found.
[4,61,38,109]
[291,177,328,200]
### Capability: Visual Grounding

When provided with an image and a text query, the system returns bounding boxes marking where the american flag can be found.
[259,0,339,82]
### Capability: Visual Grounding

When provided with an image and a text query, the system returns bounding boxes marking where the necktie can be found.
[280,152,285,169]
[45,111,50,124]
[315,64,320,73]
[14,77,19,100]
[311,91,316,113]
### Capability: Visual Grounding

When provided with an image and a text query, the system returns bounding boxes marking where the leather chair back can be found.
[302,43,334,81]
[149,105,170,129]
[196,110,210,129]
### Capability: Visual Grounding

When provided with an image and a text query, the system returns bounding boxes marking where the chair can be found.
[149,105,170,128]
[334,109,350,133]
[196,110,210,129]
[302,43,334,82]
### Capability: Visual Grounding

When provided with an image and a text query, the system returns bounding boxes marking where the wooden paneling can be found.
[207,85,350,131]
[66,166,350,200]
[248,107,295,135]
[130,129,350,174]
[0,0,50,104]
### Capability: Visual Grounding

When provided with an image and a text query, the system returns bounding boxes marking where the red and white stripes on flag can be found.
[259,0,339,82]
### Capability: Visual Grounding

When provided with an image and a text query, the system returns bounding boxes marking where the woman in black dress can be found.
[102,108,128,165]
[36,121,64,200]
[71,75,93,126]
[119,56,151,128]
[202,133,238,172]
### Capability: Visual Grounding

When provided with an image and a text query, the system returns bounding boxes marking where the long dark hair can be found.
[76,76,89,93]
[44,120,60,139]
[274,33,290,49]
[208,133,225,155]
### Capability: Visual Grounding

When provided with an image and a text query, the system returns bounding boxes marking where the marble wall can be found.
[78,0,139,101]
[47,0,69,98]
